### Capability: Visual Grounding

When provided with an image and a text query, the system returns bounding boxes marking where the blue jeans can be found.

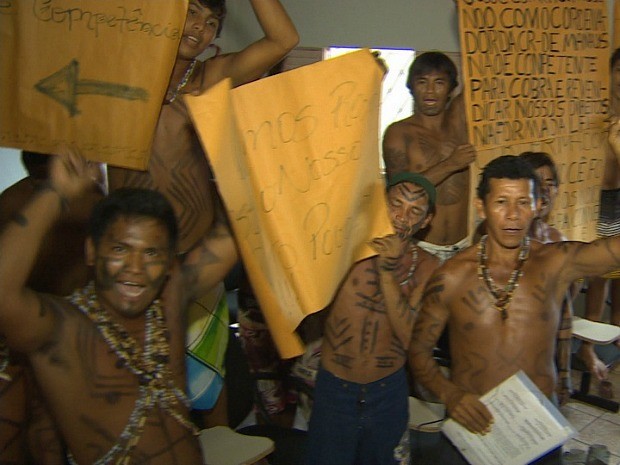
[305,366,409,465]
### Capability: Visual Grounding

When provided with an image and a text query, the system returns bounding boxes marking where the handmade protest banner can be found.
[459,0,610,241]
[615,0,620,47]
[0,0,186,170]
[186,50,392,357]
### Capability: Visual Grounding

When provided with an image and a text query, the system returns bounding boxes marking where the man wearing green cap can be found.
[305,172,439,465]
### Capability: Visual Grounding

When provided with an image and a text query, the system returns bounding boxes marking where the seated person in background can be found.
[0,150,237,464]
[382,52,476,263]
[305,173,440,465]
[410,153,620,464]
[0,151,104,464]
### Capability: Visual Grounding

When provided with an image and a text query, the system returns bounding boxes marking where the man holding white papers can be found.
[410,147,620,463]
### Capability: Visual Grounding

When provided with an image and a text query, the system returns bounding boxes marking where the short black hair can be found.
[477,155,540,202]
[518,151,558,185]
[198,0,227,36]
[407,51,458,93]
[21,150,49,178]
[89,188,178,251]
[611,48,620,69]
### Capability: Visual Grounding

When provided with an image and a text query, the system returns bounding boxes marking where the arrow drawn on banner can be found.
[35,59,149,116]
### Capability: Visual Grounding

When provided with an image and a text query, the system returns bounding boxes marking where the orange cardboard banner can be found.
[0,0,186,170]
[458,0,610,241]
[186,50,392,357]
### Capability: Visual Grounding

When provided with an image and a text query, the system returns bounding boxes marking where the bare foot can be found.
[576,344,609,380]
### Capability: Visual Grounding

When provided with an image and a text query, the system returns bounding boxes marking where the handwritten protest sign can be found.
[615,0,620,47]
[458,0,610,241]
[0,0,186,170]
[186,50,392,357]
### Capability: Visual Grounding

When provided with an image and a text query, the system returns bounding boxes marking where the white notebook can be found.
[442,371,576,465]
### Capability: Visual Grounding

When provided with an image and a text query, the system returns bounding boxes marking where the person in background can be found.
[382,51,476,263]
[518,151,575,402]
[582,48,620,380]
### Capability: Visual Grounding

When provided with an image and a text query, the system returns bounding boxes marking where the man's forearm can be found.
[409,344,465,408]
[0,187,64,314]
[377,266,415,349]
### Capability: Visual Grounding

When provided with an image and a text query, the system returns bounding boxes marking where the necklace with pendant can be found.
[477,235,530,320]
[165,59,197,104]
[399,243,419,287]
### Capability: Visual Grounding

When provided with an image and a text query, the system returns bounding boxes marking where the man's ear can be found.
[475,197,486,220]
[421,212,434,230]
[85,237,95,266]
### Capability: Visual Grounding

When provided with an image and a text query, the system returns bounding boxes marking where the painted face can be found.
[534,165,558,219]
[612,60,620,102]
[87,217,172,320]
[387,182,432,239]
[177,1,220,60]
[412,70,452,117]
[476,178,538,249]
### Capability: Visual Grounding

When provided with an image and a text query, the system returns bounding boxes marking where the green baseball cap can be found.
[387,172,436,208]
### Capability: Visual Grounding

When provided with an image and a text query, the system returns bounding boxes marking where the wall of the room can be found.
[220,0,461,52]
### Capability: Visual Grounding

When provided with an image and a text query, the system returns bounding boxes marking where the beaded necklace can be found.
[165,59,197,104]
[399,243,419,287]
[477,235,530,320]
[66,282,197,465]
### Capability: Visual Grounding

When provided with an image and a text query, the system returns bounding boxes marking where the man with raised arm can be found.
[382,52,476,262]
[305,173,440,465]
[108,0,299,254]
[0,150,237,464]
[410,149,620,464]
[107,0,299,425]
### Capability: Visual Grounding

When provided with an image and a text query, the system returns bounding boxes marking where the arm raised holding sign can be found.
[106,2,298,425]
[108,0,299,254]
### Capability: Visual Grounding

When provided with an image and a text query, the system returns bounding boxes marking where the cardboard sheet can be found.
[186,50,392,357]
[0,0,187,169]
[458,0,610,241]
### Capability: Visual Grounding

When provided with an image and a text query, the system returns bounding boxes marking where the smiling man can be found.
[0,151,237,464]
[108,0,298,254]
[409,154,620,464]
[382,52,476,263]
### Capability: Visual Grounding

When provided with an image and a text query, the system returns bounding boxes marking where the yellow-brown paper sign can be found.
[186,50,392,357]
[0,0,187,170]
[459,0,610,241]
